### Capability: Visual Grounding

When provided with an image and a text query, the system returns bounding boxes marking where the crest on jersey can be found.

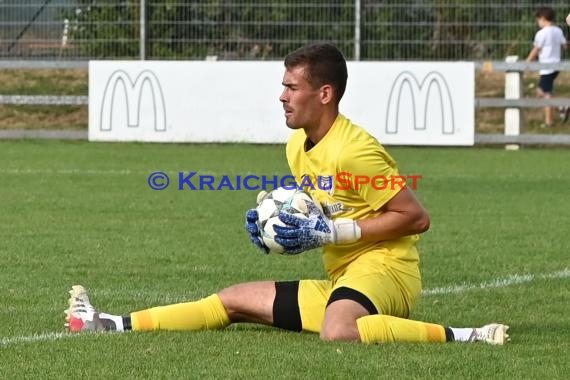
[318,175,334,196]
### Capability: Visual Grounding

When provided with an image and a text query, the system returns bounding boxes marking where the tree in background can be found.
[61,0,139,58]
[59,0,568,60]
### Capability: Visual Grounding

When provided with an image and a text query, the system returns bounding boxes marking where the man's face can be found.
[279,65,323,130]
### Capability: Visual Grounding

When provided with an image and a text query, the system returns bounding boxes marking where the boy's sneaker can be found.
[64,285,116,332]
[469,323,510,345]
[559,106,570,123]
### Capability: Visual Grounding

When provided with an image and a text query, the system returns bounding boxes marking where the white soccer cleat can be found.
[64,285,114,332]
[471,323,510,345]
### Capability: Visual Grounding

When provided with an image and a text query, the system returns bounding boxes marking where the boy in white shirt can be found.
[526,7,567,127]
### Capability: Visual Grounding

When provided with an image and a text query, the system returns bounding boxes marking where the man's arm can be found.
[357,186,430,242]
[273,186,429,254]
[526,46,540,62]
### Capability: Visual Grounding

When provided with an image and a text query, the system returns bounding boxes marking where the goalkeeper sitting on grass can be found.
[65,43,509,345]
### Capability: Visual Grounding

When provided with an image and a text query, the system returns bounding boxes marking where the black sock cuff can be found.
[444,327,454,342]
[123,316,132,331]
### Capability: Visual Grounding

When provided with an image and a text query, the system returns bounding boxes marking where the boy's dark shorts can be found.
[538,71,559,94]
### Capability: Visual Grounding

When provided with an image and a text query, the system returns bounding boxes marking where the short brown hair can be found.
[284,43,348,103]
[535,7,555,22]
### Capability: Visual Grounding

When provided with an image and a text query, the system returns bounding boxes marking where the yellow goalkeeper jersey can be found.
[285,114,420,278]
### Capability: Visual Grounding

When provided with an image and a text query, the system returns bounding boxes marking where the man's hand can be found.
[273,202,361,255]
[245,209,269,254]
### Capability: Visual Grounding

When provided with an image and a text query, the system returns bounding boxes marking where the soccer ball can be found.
[256,187,322,254]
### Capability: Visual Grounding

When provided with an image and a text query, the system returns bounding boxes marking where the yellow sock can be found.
[357,314,447,343]
[131,294,230,331]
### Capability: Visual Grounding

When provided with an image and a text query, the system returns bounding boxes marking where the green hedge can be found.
[61,0,568,60]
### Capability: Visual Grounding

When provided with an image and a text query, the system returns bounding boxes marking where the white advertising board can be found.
[89,61,474,145]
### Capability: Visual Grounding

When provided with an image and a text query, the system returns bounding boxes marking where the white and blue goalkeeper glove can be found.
[273,202,362,255]
[245,208,270,254]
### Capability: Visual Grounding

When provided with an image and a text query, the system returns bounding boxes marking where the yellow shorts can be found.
[295,250,422,333]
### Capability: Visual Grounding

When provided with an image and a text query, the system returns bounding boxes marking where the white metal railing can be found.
[474,58,570,147]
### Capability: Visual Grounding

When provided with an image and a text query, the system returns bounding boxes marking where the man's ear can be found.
[320,84,334,105]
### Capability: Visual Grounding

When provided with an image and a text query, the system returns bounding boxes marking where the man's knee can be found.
[319,297,370,342]
[319,320,361,342]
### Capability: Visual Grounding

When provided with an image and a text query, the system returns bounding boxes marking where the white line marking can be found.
[0,168,276,176]
[422,268,570,296]
[1,268,568,347]
[0,332,80,348]
[0,168,138,175]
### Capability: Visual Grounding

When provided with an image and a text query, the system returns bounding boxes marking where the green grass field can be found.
[0,140,569,379]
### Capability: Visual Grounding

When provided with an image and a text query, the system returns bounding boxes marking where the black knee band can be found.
[327,287,378,315]
[273,281,302,332]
